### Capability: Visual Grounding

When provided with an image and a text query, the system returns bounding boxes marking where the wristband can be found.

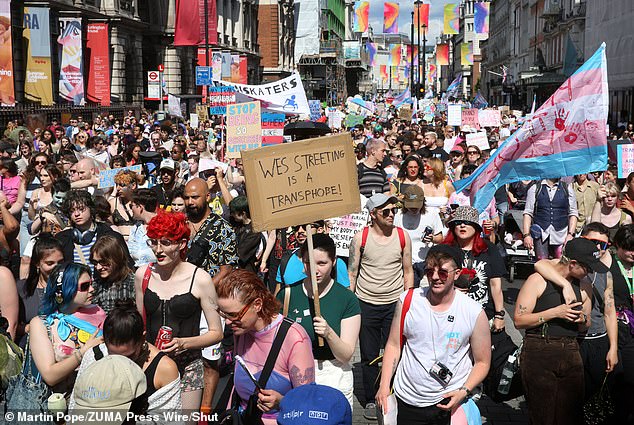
[494,310,505,318]
[523,233,531,238]
[458,386,472,398]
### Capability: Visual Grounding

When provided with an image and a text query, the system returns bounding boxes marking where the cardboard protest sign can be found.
[447,104,462,126]
[242,133,361,232]
[328,195,369,257]
[617,144,634,178]
[478,109,501,127]
[196,104,209,123]
[309,100,321,121]
[398,107,412,121]
[461,109,479,129]
[226,101,262,158]
[98,165,142,189]
[261,113,285,146]
[466,131,490,151]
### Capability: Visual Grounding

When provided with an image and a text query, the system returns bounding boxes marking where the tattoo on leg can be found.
[290,365,315,386]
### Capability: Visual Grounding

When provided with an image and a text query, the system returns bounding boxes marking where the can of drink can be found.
[155,326,173,350]
[423,226,433,239]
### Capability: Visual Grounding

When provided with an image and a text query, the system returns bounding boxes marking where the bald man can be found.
[184,178,238,413]
[70,157,105,195]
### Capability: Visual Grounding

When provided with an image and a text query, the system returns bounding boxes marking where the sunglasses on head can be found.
[586,238,610,250]
[424,267,457,281]
[217,299,255,323]
[379,207,399,217]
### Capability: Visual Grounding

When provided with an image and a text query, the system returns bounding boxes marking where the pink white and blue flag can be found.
[454,43,608,212]
[392,87,411,107]
[446,73,462,98]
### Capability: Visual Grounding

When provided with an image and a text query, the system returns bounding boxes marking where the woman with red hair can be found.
[134,210,223,421]
[444,206,507,332]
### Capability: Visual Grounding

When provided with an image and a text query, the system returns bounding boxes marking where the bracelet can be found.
[458,385,472,398]
[538,316,545,324]
[523,233,531,238]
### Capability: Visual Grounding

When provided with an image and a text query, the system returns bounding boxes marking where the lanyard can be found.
[616,259,634,297]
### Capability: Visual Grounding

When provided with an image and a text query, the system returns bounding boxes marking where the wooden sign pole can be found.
[306,225,324,347]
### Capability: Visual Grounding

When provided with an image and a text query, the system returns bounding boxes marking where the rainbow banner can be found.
[437,44,449,66]
[383,2,399,34]
[0,0,15,106]
[380,65,388,82]
[413,3,429,39]
[366,42,377,66]
[389,44,401,66]
[461,43,473,65]
[58,17,84,105]
[454,43,609,212]
[23,6,53,105]
[353,1,369,32]
[407,45,419,66]
[391,66,399,83]
[474,2,490,35]
[428,63,436,85]
[444,3,460,35]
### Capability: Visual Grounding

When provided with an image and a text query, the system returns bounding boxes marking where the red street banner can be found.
[239,56,247,84]
[86,23,110,105]
[174,0,218,46]
[0,0,15,106]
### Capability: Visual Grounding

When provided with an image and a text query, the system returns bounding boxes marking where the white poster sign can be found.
[328,195,369,257]
[466,131,490,151]
[447,104,462,126]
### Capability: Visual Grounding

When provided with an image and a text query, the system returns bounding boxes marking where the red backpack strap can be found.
[396,227,406,252]
[141,263,153,328]
[400,288,415,349]
[360,226,370,254]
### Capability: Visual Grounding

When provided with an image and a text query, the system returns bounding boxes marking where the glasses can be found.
[380,207,399,217]
[292,223,320,232]
[90,258,110,267]
[467,151,479,155]
[217,300,255,323]
[146,238,181,248]
[77,279,93,292]
[424,267,458,281]
[35,160,48,165]
[586,238,610,251]
[69,206,87,214]
[452,220,473,227]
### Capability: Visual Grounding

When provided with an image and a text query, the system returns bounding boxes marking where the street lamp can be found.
[410,11,414,93]
[415,0,421,96]
[421,24,427,97]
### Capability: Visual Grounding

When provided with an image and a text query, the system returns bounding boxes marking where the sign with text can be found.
[195,66,212,86]
[262,112,285,146]
[209,86,236,115]
[309,100,321,121]
[98,165,142,189]
[617,144,634,178]
[344,113,363,128]
[147,71,161,99]
[242,133,361,232]
[226,101,262,158]
[447,104,462,126]
[461,109,479,129]
[328,195,369,257]
[465,131,490,151]
[478,109,501,127]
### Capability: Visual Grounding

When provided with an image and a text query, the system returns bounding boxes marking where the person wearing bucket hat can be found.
[444,206,507,332]
[513,238,594,425]
[277,384,352,425]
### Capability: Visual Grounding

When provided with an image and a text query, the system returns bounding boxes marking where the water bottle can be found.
[497,352,518,395]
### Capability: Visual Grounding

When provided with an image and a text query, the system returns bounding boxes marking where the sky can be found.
[367,1,451,45]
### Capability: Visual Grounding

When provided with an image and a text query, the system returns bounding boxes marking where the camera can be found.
[430,361,453,386]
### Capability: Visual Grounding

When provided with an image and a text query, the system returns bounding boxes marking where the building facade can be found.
[257,0,295,83]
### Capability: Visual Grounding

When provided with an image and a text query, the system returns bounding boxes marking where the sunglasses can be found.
[217,300,255,323]
[467,151,479,155]
[586,238,610,250]
[77,279,93,292]
[35,160,48,165]
[292,223,320,231]
[451,220,473,227]
[90,258,110,267]
[424,267,458,281]
[393,154,403,158]
[380,207,399,217]
[146,238,182,248]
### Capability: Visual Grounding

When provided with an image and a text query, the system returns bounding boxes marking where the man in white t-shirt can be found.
[376,245,491,423]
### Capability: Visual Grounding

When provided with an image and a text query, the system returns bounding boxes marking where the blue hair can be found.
[39,263,92,316]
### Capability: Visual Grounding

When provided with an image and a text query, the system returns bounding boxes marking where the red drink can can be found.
[155,326,173,350]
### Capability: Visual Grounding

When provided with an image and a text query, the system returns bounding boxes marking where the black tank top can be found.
[144,352,166,397]
[144,268,202,344]
[525,279,582,338]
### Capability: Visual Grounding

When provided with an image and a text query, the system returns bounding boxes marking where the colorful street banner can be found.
[413,3,429,39]
[383,2,399,34]
[226,101,262,158]
[380,65,388,83]
[212,52,222,81]
[353,1,369,33]
[366,42,377,66]
[437,44,449,66]
[86,23,110,106]
[230,54,240,83]
[427,63,437,85]
[0,0,15,106]
[221,52,231,79]
[461,43,474,66]
[58,17,84,105]
[239,56,248,84]
[454,43,609,212]
[261,113,285,146]
[474,2,490,35]
[389,44,401,66]
[23,6,53,105]
[174,0,218,45]
[444,4,460,35]
[214,72,310,115]
[407,45,419,66]
[391,66,399,83]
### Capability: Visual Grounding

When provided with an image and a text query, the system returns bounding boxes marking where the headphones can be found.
[54,266,66,305]
[73,223,97,245]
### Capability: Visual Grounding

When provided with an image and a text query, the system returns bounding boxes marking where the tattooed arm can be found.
[603,271,619,372]
[376,299,404,414]
[348,232,362,293]
[533,258,577,305]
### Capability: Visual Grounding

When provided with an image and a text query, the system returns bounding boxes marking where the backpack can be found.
[359,226,406,254]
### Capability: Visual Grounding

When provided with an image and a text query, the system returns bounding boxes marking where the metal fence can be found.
[0,104,143,129]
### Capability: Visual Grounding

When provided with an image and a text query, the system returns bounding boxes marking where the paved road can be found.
[350,267,533,424]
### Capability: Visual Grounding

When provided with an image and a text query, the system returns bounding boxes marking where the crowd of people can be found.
[0,107,632,425]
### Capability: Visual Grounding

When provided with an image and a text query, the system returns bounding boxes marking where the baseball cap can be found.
[365,193,398,211]
[159,158,175,171]
[447,206,481,231]
[426,244,463,268]
[277,384,352,425]
[450,145,464,154]
[402,185,425,209]
[72,355,147,424]
[564,238,609,273]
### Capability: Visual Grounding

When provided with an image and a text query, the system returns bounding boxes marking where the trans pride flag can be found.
[446,73,462,98]
[454,43,609,212]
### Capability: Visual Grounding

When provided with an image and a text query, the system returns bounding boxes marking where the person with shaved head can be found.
[183,177,238,413]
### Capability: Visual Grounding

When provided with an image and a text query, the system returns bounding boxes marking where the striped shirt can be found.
[357,162,389,198]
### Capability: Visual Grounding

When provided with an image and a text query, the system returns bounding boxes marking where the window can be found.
[120,0,133,12]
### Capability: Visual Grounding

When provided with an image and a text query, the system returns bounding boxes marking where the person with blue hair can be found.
[28,262,105,394]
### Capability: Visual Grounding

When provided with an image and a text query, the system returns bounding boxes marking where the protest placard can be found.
[447,104,462,126]
[309,100,321,121]
[398,107,412,121]
[478,109,501,127]
[617,144,634,178]
[261,113,285,146]
[98,165,142,189]
[327,109,343,129]
[226,101,262,158]
[189,113,199,129]
[196,104,209,123]
[344,113,363,128]
[209,87,236,115]
[466,131,490,151]
[242,133,361,232]
[461,109,479,129]
[328,195,369,257]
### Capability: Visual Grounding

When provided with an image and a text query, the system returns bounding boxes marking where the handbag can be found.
[218,317,294,425]
[3,333,53,425]
[583,374,615,425]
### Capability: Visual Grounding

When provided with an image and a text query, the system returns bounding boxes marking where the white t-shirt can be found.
[394,210,443,264]
[394,288,483,407]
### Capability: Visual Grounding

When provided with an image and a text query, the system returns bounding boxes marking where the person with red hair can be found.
[216,269,314,425]
[443,206,507,332]
[134,210,223,422]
